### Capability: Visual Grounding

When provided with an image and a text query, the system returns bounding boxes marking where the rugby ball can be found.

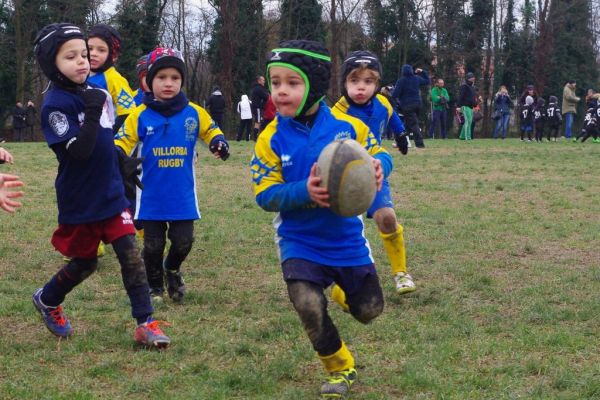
[317,139,376,217]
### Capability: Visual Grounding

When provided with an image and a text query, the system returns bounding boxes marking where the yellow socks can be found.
[319,341,355,373]
[331,284,349,312]
[379,225,406,275]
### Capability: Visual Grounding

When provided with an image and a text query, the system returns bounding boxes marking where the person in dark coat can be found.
[391,64,429,148]
[250,75,269,140]
[12,102,27,142]
[457,72,478,140]
[206,86,226,129]
[25,100,37,141]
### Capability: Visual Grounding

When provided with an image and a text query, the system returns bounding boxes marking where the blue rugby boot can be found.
[32,288,72,337]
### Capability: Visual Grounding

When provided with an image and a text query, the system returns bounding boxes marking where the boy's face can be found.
[345,69,377,105]
[55,38,90,84]
[88,37,110,70]
[269,66,306,117]
[152,67,182,101]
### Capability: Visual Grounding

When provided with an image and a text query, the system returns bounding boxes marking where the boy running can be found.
[332,50,415,295]
[251,40,390,398]
[32,23,170,348]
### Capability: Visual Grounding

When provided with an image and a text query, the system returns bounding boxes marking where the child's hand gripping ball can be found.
[316,139,376,217]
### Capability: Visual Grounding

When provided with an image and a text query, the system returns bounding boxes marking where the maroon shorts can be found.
[51,210,136,258]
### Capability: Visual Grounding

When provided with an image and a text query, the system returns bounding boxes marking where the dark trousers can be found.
[428,109,447,139]
[142,220,194,290]
[236,119,252,141]
[286,274,383,356]
[14,127,25,142]
[41,234,152,324]
[400,105,425,147]
[547,125,560,140]
[212,114,224,130]
[576,126,598,142]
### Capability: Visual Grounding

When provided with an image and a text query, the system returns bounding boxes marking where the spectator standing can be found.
[250,75,269,140]
[492,86,513,139]
[236,94,253,141]
[518,84,538,109]
[562,79,580,139]
[25,100,37,141]
[392,64,429,148]
[457,72,477,140]
[260,95,276,132]
[12,102,26,142]
[428,78,449,139]
[206,85,226,129]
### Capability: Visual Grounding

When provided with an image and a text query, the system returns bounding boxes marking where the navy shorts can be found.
[282,258,377,296]
[367,179,394,218]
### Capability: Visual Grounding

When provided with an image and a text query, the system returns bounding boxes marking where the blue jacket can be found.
[250,101,392,267]
[392,65,430,109]
[494,93,513,114]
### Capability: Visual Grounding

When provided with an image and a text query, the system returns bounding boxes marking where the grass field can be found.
[1,138,599,400]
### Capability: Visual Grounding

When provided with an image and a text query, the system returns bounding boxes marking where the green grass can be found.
[1,138,599,399]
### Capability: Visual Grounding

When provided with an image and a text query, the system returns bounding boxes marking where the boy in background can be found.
[115,47,230,303]
[251,40,390,398]
[87,24,135,131]
[332,50,415,295]
[546,96,562,141]
[520,96,534,141]
[533,97,546,142]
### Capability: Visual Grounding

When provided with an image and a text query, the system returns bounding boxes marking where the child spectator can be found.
[546,95,562,141]
[332,50,414,295]
[206,85,226,129]
[87,24,135,131]
[251,40,390,398]
[32,23,170,347]
[236,94,253,141]
[520,95,534,141]
[573,89,600,143]
[533,97,547,142]
[115,47,230,303]
[574,89,600,143]
[132,54,149,107]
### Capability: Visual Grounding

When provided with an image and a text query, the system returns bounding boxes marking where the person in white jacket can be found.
[236,94,253,141]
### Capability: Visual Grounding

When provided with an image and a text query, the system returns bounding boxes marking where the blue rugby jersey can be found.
[250,101,392,267]
[133,89,144,107]
[115,100,222,221]
[333,94,405,145]
[41,86,128,224]
[88,66,135,116]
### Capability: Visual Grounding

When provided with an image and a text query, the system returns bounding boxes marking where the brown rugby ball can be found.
[316,139,376,217]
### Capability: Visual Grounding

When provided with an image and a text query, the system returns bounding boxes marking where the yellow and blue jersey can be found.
[250,101,392,267]
[333,94,405,144]
[115,99,222,221]
[88,66,135,116]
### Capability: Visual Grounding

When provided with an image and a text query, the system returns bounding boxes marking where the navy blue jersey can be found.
[42,86,128,224]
